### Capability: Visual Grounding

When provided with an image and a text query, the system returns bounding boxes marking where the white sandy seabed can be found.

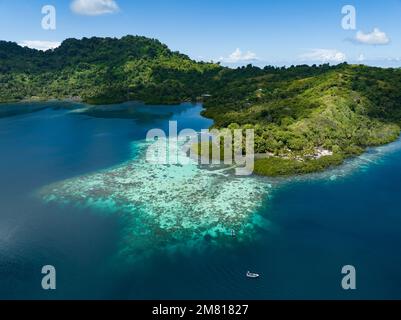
[39,137,401,262]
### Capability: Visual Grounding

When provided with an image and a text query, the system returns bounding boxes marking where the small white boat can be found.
[246,271,260,278]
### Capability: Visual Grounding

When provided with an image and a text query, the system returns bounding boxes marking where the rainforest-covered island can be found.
[1,35,401,176]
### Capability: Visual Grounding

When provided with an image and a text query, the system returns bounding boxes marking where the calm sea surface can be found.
[0,102,400,299]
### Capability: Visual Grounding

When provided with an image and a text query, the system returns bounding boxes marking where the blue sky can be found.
[1,0,401,66]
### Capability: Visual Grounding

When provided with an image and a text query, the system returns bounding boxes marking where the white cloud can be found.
[300,49,346,63]
[18,40,61,51]
[386,57,401,62]
[219,48,258,63]
[355,28,390,45]
[71,0,119,16]
[357,54,365,62]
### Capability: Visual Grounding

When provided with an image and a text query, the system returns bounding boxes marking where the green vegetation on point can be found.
[1,36,401,176]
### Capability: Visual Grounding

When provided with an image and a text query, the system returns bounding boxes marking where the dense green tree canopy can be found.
[1,35,401,176]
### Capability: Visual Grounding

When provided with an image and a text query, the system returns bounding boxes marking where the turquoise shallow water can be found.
[39,139,272,262]
[1,102,401,299]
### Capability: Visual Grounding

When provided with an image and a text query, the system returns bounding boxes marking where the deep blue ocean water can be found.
[0,101,401,299]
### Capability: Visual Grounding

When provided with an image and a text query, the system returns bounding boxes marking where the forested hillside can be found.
[202,63,401,175]
[1,36,401,176]
[0,35,220,104]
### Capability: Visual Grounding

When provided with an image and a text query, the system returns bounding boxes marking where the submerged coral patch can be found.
[39,141,271,261]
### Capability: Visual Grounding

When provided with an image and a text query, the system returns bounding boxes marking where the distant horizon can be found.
[5,33,401,70]
[2,0,401,68]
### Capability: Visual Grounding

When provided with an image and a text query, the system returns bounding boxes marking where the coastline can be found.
[191,134,401,178]
[2,99,401,178]
[0,96,83,106]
